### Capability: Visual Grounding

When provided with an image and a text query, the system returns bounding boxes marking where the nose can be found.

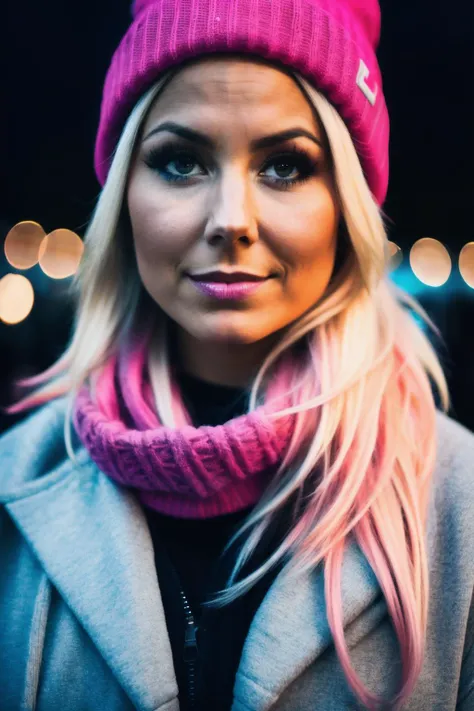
[203,167,259,247]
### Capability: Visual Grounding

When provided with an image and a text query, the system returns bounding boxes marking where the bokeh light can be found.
[0,274,35,324]
[4,221,46,270]
[38,229,84,279]
[459,242,474,289]
[409,238,452,287]
[387,241,403,271]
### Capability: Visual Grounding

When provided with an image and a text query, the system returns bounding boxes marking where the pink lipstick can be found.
[188,278,267,300]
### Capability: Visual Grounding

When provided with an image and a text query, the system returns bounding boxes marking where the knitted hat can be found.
[94,0,389,204]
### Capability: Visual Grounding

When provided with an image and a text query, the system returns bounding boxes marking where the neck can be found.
[174,325,281,388]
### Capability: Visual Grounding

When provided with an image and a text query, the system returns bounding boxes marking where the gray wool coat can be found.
[0,398,474,710]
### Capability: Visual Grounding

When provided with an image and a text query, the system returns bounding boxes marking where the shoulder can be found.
[428,411,474,570]
[433,410,474,501]
[0,397,70,496]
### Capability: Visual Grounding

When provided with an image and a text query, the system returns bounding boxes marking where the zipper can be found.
[180,588,199,709]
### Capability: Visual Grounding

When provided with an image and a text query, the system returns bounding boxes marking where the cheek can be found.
[268,189,339,280]
[128,180,196,270]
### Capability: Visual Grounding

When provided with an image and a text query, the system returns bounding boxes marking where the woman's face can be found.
[127,57,340,382]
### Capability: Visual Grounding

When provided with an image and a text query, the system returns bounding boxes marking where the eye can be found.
[263,157,301,180]
[167,154,198,176]
[260,148,320,189]
[143,143,320,189]
[144,146,204,182]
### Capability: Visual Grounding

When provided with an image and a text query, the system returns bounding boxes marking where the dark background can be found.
[1,0,473,433]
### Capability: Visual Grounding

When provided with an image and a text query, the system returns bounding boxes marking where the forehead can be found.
[143,57,321,135]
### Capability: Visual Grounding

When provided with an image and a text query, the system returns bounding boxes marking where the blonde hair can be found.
[12,64,448,710]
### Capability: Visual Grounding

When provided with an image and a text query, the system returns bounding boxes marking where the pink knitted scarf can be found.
[73,332,297,519]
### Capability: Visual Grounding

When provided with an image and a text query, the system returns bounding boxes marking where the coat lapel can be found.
[3,451,179,711]
[232,537,384,710]
[2,433,383,711]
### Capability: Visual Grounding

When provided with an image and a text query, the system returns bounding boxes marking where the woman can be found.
[1,0,473,709]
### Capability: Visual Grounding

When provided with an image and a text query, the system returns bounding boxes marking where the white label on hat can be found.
[356,59,377,106]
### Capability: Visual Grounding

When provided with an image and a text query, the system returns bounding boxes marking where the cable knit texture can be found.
[73,334,296,519]
[94,0,389,204]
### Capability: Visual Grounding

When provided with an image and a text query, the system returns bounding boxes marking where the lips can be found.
[187,271,270,284]
[188,277,268,301]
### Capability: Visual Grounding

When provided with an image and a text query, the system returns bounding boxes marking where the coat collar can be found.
[2,450,382,711]
[231,530,384,710]
[3,452,178,711]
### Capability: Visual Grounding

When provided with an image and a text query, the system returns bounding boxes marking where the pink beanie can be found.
[94,0,389,204]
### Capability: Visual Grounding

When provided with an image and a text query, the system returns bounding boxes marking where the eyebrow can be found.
[142,121,323,150]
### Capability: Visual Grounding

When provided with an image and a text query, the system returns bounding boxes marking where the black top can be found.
[144,371,294,710]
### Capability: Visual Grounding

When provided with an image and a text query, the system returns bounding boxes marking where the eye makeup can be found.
[142,141,322,191]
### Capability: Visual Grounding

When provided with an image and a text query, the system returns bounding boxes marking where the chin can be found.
[187,313,274,345]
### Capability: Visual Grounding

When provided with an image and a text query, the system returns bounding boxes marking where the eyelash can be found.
[143,144,319,190]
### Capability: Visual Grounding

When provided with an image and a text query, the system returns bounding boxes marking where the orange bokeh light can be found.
[4,221,46,270]
[459,242,474,289]
[409,238,451,287]
[0,274,35,324]
[38,229,84,279]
